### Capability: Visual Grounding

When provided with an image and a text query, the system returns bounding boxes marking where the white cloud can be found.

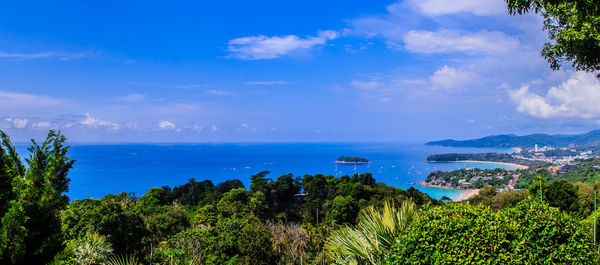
[403,30,519,55]
[4,118,28,128]
[349,76,413,103]
[81,113,121,130]
[227,30,338,60]
[430,66,476,92]
[158,120,177,130]
[211,125,219,131]
[0,51,56,59]
[407,0,506,16]
[0,51,85,61]
[509,72,600,119]
[206,89,235,96]
[116,93,147,102]
[245,81,290,85]
[0,91,64,110]
[350,80,381,91]
[184,124,203,132]
[32,121,52,129]
[241,123,249,129]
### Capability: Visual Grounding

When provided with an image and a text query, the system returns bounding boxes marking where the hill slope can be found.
[427,130,600,148]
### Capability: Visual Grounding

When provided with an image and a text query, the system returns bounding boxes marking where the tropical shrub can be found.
[73,232,113,265]
[325,200,417,265]
[387,198,599,264]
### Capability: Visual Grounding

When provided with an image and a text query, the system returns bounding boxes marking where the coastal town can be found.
[423,143,600,193]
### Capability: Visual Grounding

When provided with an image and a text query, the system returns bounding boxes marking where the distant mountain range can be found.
[427,130,600,148]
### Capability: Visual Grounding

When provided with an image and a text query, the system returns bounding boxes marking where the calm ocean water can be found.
[15,142,514,201]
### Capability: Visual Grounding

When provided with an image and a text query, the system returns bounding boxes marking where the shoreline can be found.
[458,189,480,201]
[427,160,529,170]
[414,181,480,201]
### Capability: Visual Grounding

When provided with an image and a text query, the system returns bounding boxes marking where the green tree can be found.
[194,204,218,227]
[136,187,171,215]
[61,195,147,257]
[156,213,276,265]
[0,130,75,265]
[145,204,190,260]
[250,171,271,194]
[217,188,252,217]
[546,179,580,213]
[506,0,600,75]
[216,179,245,193]
[329,196,356,225]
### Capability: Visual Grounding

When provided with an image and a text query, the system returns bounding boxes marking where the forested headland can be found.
[426,153,549,168]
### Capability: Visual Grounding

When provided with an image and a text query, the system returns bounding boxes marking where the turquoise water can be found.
[15,142,514,200]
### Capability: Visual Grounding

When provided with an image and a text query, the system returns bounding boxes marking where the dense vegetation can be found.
[507,0,600,76]
[0,130,442,265]
[388,198,598,264]
[426,168,515,189]
[560,158,600,184]
[427,129,600,148]
[335,156,368,163]
[426,153,548,168]
[3,131,600,264]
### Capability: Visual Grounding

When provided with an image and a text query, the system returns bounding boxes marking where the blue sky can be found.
[1,0,600,142]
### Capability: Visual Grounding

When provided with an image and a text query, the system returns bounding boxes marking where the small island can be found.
[334,156,369,164]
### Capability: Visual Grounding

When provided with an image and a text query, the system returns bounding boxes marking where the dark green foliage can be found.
[194,204,218,227]
[0,130,75,265]
[329,196,356,224]
[146,205,190,241]
[216,179,245,193]
[468,187,529,210]
[515,169,551,189]
[507,0,600,75]
[560,158,600,183]
[427,168,516,189]
[61,194,147,256]
[249,171,271,194]
[217,188,253,217]
[388,198,599,264]
[136,187,171,215]
[528,177,581,213]
[170,178,219,206]
[546,179,580,213]
[335,156,368,163]
[156,213,276,265]
[0,201,28,264]
[426,153,547,168]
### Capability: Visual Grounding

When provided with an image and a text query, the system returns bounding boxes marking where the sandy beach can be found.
[415,181,480,201]
[427,160,529,170]
[457,189,480,201]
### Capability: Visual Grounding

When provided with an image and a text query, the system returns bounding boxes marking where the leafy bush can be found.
[387,198,599,264]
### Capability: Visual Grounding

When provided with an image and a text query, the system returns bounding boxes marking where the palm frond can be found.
[325,200,417,265]
[105,254,141,265]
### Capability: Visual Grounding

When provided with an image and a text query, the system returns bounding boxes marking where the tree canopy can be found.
[507,0,600,75]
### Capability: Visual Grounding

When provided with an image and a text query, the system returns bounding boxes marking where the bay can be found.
[15,142,515,201]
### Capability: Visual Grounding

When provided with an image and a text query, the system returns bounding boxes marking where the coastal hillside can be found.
[427,129,600,148]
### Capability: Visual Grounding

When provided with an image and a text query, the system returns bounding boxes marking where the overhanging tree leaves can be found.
[506,0,600,76]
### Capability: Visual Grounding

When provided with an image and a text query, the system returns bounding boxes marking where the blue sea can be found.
[15,142,515,201]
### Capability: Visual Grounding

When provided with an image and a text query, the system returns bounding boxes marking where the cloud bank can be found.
[509,72,600,119]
